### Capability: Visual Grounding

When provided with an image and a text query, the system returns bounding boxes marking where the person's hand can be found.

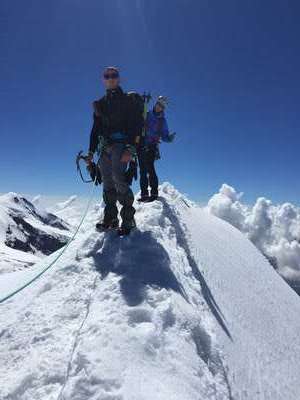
[85,151,94,164]
[168,133,176,142]
[120,150,132,163]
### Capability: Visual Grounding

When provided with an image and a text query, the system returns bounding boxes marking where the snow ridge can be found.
[0,186,231,400]
[1,184,300,400]
[160,196,232,340]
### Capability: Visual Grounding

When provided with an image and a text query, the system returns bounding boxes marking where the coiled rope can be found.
[0,182,97,305]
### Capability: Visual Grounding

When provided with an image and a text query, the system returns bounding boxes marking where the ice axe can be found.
[76,150,102,185]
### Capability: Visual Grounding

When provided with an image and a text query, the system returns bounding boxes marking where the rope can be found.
[0,182,97,305]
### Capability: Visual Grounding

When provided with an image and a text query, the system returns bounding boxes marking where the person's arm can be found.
[88,102,102,156]
[161,117,176,143]
[161,117,171,142]
[124,97,143,157]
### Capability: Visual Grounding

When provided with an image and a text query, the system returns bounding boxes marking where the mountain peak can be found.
[0,192,27,205]
[0,192,70,273]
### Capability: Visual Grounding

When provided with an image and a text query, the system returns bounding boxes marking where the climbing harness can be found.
[0,181,97,305]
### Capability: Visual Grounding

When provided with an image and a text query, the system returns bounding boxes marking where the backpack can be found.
[126,91,152,146]
[126,91,145,116]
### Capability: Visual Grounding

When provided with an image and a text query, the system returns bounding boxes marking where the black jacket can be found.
[89,86,142,153]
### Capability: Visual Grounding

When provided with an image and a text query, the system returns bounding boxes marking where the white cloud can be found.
[207,184,300,284]
[245,197,273,251]
[207,184,246,230]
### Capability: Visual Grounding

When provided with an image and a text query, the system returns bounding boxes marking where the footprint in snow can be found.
[127,308,153,326]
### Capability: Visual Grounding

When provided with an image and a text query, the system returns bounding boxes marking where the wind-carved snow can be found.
[1,184,300,400]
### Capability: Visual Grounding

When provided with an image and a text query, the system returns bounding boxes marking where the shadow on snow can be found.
[90,230,188,306]
[160,198,233,341]
[88,198,232,340]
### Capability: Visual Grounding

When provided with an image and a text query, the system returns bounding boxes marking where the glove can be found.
[167,133,176,143]
[86,162,102,185]
[85,151,94,164]
[125,160,138,185]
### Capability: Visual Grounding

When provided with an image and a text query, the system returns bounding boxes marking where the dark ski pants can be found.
[98,143,135,225]
[138,145,158,197]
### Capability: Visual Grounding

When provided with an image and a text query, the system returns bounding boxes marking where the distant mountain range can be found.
[0,193,70,274]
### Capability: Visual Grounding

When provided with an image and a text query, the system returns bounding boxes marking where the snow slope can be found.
[0,193,70,274]
[1,184,300,400]
[167,185,300,399]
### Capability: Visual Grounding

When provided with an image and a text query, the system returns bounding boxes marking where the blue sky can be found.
[1,0,300,204]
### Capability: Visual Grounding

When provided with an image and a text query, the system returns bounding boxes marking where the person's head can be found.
[154,103,164,113]
[102,66,120,90]
[154,95,168,113]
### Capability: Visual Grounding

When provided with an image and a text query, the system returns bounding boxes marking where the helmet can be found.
[156,95,168,109]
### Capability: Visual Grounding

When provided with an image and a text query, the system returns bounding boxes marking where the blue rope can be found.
[0,183,97,305]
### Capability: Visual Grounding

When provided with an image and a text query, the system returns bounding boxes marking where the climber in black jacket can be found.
[87,66,143,235]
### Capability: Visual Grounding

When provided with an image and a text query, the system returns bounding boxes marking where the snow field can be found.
[0,187,231,400]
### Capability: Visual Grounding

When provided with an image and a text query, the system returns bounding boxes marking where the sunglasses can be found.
[103,72,119,80]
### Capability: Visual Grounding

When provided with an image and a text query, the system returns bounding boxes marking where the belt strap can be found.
[110,132,126,140]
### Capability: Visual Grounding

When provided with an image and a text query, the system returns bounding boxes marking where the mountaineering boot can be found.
[138,195,150,203]
[118,189,136,235]
[148,192,158,202]
[118,218,136,236]
[137,189,150,203]
[96,217,119,232]
[96,189,119,231]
